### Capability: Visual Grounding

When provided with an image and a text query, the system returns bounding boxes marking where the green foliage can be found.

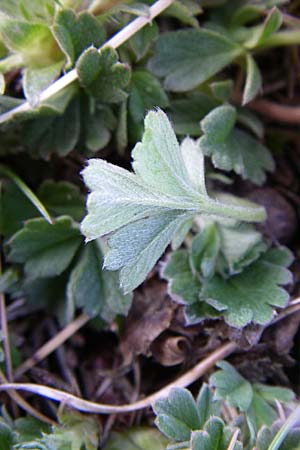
[202,247,292,327]
[77,46,131,102]
[81,110,266,293]
[0,2,299,447]
[191,418,242,450]
[149,29,243,92]
[1,176,131,323]
[153,366,296,450]
[8,216,82,278]
[0,411,99,450]
[162,215,293,327]
[199,105,274,185]
[104,427,168,450]
[53,8,106,67]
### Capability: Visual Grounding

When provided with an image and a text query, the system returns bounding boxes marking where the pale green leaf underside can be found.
[81,110,266,292]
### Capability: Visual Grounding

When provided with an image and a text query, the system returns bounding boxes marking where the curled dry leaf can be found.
[151,335,191,367]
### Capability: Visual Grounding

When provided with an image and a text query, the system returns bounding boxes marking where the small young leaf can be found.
[246,7,283,49]
[191,418,242,450]
[202,246,293,327]
[200,105,236,143]
[210,361,254,412]
[153,388,201,441]
[76,46,131,102]
[191,223,220,278]
[196,383,220,428]
[8,216,82,278]
[149,29,243,92]
[199,106,275,185]
[242,54,262,105]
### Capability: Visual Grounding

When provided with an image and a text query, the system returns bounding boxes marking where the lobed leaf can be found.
[76,46,131,102]
[153,388,201,441]
[8,216,82,278]
[199,105,275,185]
[202,246,293,327]
[82,110,266,292]
[210,361,254,412]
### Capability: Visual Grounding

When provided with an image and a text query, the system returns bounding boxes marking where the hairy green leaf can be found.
[202,247,293,327]
[199,105,274,185]
[196,383,221,428]
[210,361,254,411]
[163,219,268,324]
[153,388,201,441]
[8,216,82,278]
[82,110,265,292]
[77,46,131,102]
[191,417,242,450]
[149,28,243,92]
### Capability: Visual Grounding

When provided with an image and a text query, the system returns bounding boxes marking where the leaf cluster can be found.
[153,363,297,450]
[81,109,267,293]
[0,177,131,324]
[163,216,293,327]
[0,410,99,450]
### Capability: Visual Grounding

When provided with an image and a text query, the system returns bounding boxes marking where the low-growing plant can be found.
[0,0,299,449]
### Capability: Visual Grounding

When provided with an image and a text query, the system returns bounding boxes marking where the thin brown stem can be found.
[0,342,238,414]
[15,313,90,379]
[0,370,55,425]
[248,98,300,124]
